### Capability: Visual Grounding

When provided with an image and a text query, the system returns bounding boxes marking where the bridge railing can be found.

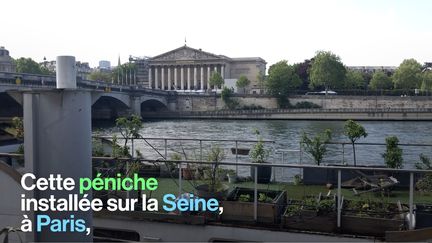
[0,71,171,95]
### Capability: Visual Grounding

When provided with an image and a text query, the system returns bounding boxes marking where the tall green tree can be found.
[343,120,367,166]
[382,136,403,169]
[294,59,312,90]
[256,71,265,92]
[112,62,137,84]
[344,70,366,89]
[236,75,250,94]
[369,71,393,90]
[209,72,224,89]
[421,71,432,92]
[301,129,332,166]
[15,57,53,75]
[309,51,346,90]
[88,71,112,82]
[392,59,422,90]
[266,60,301,107]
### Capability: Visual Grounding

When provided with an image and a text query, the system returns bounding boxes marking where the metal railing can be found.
[2,150,430,230]
[93,136,275,176]
[91,157,430,230]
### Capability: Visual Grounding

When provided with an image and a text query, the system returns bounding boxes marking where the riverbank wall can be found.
[143,108,432,121]
[175,94,432,111]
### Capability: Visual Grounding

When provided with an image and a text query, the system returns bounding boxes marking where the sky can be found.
[1,0,431,69]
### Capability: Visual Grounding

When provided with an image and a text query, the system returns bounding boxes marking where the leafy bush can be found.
[416,154,432,193]
[301,129,332,165]
[292,101,321,109]
[250,129,270,163]
[344,120,368,166]
[382,136,403,169]
[221,87,239,110]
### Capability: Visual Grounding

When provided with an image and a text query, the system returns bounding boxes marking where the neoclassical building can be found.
[0,46,16,72]
[145,45,266,92]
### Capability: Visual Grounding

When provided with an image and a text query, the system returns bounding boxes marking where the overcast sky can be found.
[1,0,431,69]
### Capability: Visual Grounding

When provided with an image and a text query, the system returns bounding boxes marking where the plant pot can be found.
[228,174,238,184]
[195,184,229,200]
[182,168,194,180]
[231,147,250,155]
[416,204,432,229]
[250,163,272,184]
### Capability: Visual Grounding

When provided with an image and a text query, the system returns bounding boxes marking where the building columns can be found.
[180,66,184,90]
[193,66,197,90]
[174,66,178,90]
[148,67,152,88]
[200,66,204,90]
[207,66,211,90]
[161,66,165,90]
[221,65,225,79]
[167,67,171,90]
[187,66,191,90]
[155,67,159,89]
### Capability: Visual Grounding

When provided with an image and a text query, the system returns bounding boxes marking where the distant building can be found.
[76,61,92,79]
[0,46,16,72]
[40,60,92,79]
[135,45,266,93]
[41,60,56,73]
[347,66,397,75]
[98,60,111,70]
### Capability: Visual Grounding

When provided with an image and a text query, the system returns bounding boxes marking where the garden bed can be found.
[282,196,337,233]
[220,187,286,224]
[341,199,407,236]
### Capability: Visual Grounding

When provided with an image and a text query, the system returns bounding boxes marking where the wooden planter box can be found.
[342,200,406,236]
[341,215,405,237]
[283,208,336,233]
[282,198,337,233]
[220,187,286,224]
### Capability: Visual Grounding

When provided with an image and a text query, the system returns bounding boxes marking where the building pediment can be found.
[150,46,225,62]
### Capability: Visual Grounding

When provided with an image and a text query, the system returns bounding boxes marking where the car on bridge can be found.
[305,90,337,95]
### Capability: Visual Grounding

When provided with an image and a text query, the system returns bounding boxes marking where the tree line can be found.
[265,51,432,106]
[9,57,136,84]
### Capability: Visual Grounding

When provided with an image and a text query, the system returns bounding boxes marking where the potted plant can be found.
[221,187,287,223]
[383,136,403,169]
[301,129,333,185]
[170,153,194,180]
[194,145,229,200]
[343,120,368,167]
[227,169,237,184]
[293,174,303,186]
[283,194,337,233]
[415,154,432,229]
[250,129,271,183]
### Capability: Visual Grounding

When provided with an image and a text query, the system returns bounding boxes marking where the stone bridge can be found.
[0,72,177,119]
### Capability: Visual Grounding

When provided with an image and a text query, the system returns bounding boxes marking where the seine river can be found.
[95,119,432,181]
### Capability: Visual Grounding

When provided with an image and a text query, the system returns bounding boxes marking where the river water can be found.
[95,119,432,181]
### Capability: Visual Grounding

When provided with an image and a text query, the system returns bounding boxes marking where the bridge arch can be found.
[141,98,169,113]
[0,92,22,118]
[92,95,130,120]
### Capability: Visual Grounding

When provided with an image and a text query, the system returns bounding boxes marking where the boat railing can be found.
[1,151,430,231]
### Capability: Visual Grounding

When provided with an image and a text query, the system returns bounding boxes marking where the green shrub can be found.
[382,136,403,169]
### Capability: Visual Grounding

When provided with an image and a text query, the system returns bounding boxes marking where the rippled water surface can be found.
[95,119,432,181]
